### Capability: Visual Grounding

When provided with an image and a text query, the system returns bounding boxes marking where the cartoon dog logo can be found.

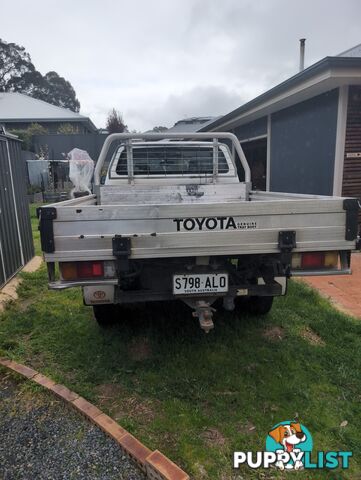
[268,421,306,470]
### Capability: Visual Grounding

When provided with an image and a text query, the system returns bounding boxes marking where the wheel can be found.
[93,304,119,327]
[242,296,274,315]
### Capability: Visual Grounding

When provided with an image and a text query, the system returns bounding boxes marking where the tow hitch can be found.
[191,300,216,333]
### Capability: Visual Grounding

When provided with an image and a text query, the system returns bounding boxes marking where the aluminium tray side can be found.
[42,195,356,262]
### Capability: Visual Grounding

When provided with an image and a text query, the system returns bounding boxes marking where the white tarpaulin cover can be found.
[68,148,94,195]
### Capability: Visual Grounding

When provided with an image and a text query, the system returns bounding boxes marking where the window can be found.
[114,145,229,176]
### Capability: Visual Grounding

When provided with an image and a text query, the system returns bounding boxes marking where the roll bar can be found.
[93,132,251,185]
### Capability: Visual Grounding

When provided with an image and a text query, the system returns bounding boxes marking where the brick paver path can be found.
[303,253,361,318]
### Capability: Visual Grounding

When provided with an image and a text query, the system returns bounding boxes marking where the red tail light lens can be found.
[77,261,104,278]
[301,252,325,269]
[60,261,104,280]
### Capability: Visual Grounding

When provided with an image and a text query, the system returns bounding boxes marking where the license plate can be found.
[173,273,228,295]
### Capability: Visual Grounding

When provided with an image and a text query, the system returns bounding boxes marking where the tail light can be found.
[60,261,104,280]
[291,252,338,270]
[77,261,103,278]
[301,252,325,269]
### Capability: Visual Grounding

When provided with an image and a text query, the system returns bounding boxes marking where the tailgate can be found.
[39,195,358,262]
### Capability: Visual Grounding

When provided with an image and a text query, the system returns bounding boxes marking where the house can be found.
[0,92,97,134]
[199,44,361,219]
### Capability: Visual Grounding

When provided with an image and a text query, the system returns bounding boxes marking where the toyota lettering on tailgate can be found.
[172,216,257,231]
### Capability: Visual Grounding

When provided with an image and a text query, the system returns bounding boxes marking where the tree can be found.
[57,123,79,134]
[9,69,47,98]
[152,126,168,132]
[106,109,127,133]
[0,39,80,112]
[9,123,48,150]
[0,39,35,91]
[42,71,80,112]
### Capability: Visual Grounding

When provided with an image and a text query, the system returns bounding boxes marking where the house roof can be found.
[337,42,361,58]
[199,55,361,132]
[143,116,220,134]
[167,116,220,133]
[0,92,97,132]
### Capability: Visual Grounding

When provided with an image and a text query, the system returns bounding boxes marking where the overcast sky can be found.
[2,0,361,131]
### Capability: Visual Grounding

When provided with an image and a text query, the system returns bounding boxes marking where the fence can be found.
[31,133,119,167]
[32,133,108,161]
[0,133,34,288]
[27,160,71,189]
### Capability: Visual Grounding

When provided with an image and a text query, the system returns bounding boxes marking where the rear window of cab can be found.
[114,145,229,176]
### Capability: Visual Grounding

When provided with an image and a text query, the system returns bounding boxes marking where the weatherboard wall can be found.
[205,91,339,195]
[269,89,339,195]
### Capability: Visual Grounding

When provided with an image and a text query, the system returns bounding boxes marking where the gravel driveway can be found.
[0,371,146,480]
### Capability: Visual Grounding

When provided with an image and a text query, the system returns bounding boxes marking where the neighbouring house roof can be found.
[167,116,220,133]
[199,55,361,132]
[337,42,361,58]
[0,92,97,132]
[143,116,220,134]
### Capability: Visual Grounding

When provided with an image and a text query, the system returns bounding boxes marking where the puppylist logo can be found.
[234,419,352,471]
[266,420,312,471]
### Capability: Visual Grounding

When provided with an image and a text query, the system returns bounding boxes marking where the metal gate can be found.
[0,133,34,288]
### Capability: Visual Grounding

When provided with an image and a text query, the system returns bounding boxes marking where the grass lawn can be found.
[0,205,360,479]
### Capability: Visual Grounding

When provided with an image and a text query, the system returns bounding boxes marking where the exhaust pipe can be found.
[299,38,306,71]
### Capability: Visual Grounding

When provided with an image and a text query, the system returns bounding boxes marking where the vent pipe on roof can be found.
[299,38,306,71]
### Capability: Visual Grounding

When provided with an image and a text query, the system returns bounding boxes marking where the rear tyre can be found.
[243,296,274,315]
[93,305,119,328]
